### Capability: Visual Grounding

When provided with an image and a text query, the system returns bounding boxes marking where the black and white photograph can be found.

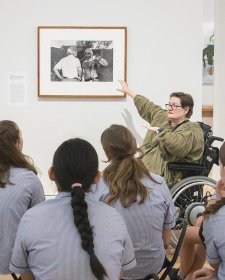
[51,40,113,82]
[38,26,126,97]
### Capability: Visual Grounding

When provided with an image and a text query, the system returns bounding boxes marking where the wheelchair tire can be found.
[169,176,216,248]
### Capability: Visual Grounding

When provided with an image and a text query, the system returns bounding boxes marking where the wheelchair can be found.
[168,122,223,247]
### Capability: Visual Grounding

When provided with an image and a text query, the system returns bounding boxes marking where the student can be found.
[10,138,135,280]
[92,124,176,279]
[192,142,225,280]
[117,81,204,187]
[171,142,225,280]
[0,120,45,276]
[169,197,217,280]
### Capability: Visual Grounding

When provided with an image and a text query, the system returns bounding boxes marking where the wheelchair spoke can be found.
[170,176,217,248]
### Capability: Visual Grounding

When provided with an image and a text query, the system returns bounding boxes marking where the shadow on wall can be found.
[122,109,143,146]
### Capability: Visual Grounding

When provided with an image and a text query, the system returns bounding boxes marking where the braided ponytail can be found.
[71,187,107,279]
[52,138,107,280]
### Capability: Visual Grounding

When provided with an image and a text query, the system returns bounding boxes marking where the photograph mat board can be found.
[38,27,127,97]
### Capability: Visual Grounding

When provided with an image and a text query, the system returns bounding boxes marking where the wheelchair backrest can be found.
[198,121,220,176]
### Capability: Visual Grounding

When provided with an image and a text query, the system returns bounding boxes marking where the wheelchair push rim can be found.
[170,176,216,248]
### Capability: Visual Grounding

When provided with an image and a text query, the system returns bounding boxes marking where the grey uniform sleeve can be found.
[9,217,30,274]
[28,173,45,208]
[204,216,224,265]
[90,177,110,202]
[162,180,176,229]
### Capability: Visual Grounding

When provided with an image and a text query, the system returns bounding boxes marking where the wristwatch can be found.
[156,128,163,134]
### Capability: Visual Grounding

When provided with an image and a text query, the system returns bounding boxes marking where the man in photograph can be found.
[53,46,82,81]
[82,48,108,82]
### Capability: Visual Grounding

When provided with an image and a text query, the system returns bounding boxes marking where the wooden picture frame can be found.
[38,26,127,98]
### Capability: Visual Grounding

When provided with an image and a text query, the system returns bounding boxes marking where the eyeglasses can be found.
[165,104,182,110]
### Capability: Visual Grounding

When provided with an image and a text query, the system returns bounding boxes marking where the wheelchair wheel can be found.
[170,176,216,248]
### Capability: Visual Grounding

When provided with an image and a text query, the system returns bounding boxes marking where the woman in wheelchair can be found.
[92,124,176,279]
[171,142,225,280]
[117,80,204,188]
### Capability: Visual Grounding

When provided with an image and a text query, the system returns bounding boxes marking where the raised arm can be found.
[95,55,108,66]
[118,80,167,124]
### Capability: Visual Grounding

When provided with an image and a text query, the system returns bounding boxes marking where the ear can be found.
[16,139,23,152]
[48,167,56,182]
[184,106,189,115]
[93,170,101,184]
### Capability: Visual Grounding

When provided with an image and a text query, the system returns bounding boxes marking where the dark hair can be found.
[52,138,107,280]
[204,142,225,219]
[0,120,37,188]
[170,92,194,119]
[101,124,159,208]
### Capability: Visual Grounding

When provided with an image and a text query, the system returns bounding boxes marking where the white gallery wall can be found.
[214,0,225,139]
[0,0,203,194]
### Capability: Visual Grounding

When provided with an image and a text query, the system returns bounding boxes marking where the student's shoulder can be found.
[87,194,125,222]
[144,172,167,189]
[205,206,225,240]
[10,167,39,182]
[90,177,109,200]
[22,199,52,217]
[146,172,171,196]
[149,172,165,183]
[213,205,225,222]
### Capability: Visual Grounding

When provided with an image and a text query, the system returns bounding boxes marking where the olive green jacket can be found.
[134,95,204,187]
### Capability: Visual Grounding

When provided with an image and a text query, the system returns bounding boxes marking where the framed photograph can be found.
[38,26,127,98]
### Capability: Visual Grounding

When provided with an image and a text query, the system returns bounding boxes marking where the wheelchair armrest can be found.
[168,162,206,171]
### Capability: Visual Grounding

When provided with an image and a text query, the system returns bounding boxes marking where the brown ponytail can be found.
[0,120,37,188]
[101,124,159,208]
[203,198,225,219]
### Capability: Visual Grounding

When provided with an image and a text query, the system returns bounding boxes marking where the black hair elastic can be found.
[88,249,95,256]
